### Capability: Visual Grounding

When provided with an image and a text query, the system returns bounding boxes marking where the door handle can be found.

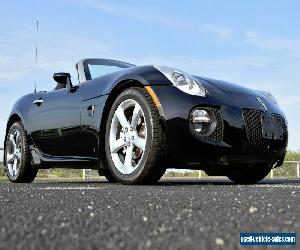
[33,99,44,106]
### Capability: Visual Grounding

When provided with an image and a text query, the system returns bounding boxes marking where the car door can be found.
[75,59,136,158]
[28,87,83,157]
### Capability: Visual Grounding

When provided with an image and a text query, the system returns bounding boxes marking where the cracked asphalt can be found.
[0,178,299,250]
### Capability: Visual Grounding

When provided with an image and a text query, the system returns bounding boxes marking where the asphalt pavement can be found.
[0,178,299,250]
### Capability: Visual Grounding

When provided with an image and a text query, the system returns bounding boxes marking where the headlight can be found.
[153,65,207,97]
[258,90,278,104]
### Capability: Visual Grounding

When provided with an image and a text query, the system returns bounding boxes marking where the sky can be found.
[0,0,300,161]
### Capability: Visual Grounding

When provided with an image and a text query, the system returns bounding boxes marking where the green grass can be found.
[285,150,300,161]
[37,169,87,179]
[0,165,6,178]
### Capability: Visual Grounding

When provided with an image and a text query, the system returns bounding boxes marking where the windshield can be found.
[88,64,129,79]
[83,59,134,80]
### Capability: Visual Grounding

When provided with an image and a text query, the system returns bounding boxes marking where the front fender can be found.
[80,66,171,101]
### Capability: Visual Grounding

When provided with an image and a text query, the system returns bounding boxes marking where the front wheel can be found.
[5,122,38,183]
[98,169,117,183]
[105,87,166,184]
[227,164,271,184]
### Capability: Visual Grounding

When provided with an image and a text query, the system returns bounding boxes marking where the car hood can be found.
[195,76,257,96]
[193,76,284,115]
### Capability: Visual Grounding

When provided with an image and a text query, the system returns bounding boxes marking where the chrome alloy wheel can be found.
[109,99,147,174]
[6,127,23,177]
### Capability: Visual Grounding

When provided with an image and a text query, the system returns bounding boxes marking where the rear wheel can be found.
[105,87,166,184]
[227,164,271,184]
[5,122,37,183]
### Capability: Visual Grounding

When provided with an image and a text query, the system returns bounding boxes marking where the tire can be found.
[5,122,38,183]
[105,87,166,184]
[227,164,271,184]
[98,169,117,183]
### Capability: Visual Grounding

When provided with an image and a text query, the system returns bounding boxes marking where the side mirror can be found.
[53,72,75,92]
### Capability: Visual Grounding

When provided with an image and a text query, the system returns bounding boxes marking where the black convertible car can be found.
[4,58,288,184]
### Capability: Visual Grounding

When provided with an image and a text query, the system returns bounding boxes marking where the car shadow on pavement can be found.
[33,178,300,186]
[156,178,300,186]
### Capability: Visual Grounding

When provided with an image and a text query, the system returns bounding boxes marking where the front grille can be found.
[242,109,287,151]
[206,108,224,141]
[272,114,288,137]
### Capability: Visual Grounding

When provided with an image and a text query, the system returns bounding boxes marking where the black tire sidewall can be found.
[227,164,271,184]
[5,122,36,183]
[98,169,117,183]
[105,88,154,183]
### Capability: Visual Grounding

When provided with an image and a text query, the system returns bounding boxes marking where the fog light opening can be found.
[190,109,217,137]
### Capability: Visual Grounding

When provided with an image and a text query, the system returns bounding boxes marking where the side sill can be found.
[29,145,98,169]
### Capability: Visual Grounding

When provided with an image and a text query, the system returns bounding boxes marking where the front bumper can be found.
[151,85,288,168]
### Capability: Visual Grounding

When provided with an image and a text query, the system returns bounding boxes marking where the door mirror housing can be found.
[53,72,76,92]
